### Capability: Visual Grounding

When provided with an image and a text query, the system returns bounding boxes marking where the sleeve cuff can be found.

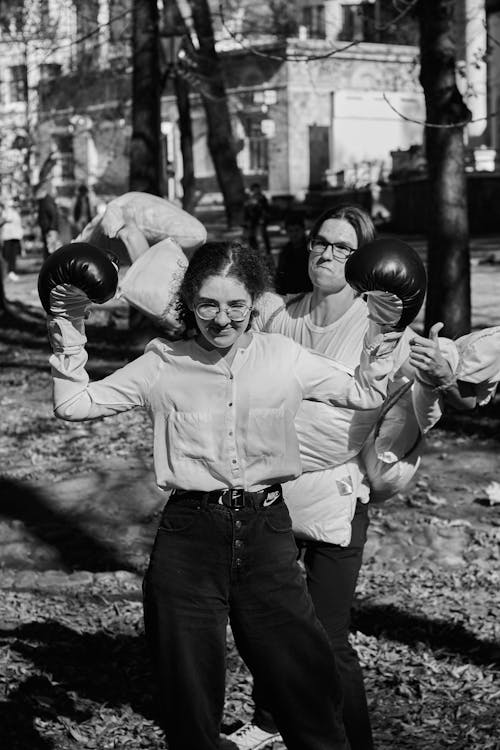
[47,316,87,354]
[364,331,403,357]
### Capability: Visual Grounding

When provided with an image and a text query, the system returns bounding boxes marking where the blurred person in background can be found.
[370,183,391,230]
[0,197,24,281]
[37,181,60,258]
[73,184,97,238]
[274,211,312,295]
[243,183,271,255]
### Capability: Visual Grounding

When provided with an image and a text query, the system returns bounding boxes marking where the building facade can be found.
[0,0,495,213]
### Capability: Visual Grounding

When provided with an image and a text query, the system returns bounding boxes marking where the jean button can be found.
[235,539,243,548]
[235,520,242,530]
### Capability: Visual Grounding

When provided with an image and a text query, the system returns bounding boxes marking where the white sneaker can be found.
[227,722,282,749]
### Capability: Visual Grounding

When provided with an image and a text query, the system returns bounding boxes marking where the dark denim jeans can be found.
[253,500,373,750]
[143,492,347,750]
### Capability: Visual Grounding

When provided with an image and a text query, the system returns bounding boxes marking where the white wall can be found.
[332,89,424,176]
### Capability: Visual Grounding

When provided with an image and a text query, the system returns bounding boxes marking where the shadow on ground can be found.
[353,601,500,668]
[0,477,158,573]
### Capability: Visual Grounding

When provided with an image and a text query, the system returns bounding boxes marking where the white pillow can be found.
[361,380,423,502]
[118,238,189,331]
[79,192,206,255]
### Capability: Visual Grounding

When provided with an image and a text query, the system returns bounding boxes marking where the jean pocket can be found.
[159,504,199,533]
[263,503,293,534]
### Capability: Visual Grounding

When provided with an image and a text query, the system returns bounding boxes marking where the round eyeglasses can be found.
[308,237,356,261]
[195,302,253,322]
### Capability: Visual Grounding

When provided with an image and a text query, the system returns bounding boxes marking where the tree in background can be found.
[186,0,246,227]
[130,0,162,195]
[130,0,247,223]
[173,59,197,212]
[229,0,300,40]
[161,1,197,213]
[0,0,66,203]
[417,0,472,337]
[336,0,471,335]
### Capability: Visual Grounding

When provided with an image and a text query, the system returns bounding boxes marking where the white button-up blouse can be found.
[49,321,395,492]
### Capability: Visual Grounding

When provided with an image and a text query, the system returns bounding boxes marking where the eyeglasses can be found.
[195,302,253,322]
[308,237,356,261]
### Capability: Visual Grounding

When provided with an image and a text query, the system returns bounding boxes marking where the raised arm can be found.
[296,237,428,409]
[39,242,156,421]
[98,203,150,263]
[294,324,403,410]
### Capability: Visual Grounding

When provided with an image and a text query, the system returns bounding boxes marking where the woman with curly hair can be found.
[42,235,408,750]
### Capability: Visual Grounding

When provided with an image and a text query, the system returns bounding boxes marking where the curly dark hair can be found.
[309,203,376,248]
[178,240,273,330]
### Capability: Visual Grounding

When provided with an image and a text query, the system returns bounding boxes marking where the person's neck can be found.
[309,286,357,327]
[195,331,252,366]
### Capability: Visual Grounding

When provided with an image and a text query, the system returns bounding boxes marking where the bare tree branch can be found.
[382,92,482,128]
[217,1,362,62]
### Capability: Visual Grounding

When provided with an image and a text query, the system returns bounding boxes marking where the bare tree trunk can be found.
[174,71,197,213]
[162,1,196,211]
[188,0,246,227]
[418,0,472,337]
[130,0,162,195]
[0,261,6,315]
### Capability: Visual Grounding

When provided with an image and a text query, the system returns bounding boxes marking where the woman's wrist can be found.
[414,362,457,392]
[431,375,458,393]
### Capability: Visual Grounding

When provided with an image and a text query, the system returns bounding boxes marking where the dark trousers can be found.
[2,239,20,273]
[143,492,347,750]
[253,500,374,750]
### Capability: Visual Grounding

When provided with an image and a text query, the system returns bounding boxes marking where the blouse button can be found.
[228,402,233,407]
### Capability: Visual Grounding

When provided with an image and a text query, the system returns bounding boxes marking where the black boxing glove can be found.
[345,237,427,331]
[38,242,118,316]
[39,243,118,354]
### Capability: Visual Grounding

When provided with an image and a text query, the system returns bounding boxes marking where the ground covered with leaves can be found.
[1,288,500,749]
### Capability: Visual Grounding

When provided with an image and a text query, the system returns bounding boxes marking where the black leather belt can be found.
[171,484,282,509]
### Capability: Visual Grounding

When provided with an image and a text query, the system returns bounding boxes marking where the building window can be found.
[39,0,50,20]
[0,0,23,35]
[339,4,365,41]
[40,63,61,81]
[248,137,268,172]
[302,5,326,39]
[109,0,130,44]
[39,0,52,32]
[9,65,27,103]
[54,134,75,180]
[247,122,268,172]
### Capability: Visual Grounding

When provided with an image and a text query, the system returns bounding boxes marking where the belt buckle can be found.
[231,489,245,508]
